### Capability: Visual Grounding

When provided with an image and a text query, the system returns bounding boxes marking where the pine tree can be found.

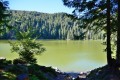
[62,0,119,66]
[0,0,11,34]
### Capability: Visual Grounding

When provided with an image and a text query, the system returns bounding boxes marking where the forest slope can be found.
[0,10,105,40]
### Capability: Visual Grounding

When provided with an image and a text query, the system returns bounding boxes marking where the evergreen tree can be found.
[0,10,105,40]
[0,0,11,34]
[9,26,45,64]
[116,0,120,65]
[62,0,119,66]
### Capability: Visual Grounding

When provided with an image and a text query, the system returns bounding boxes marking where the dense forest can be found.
[0,10,105,40]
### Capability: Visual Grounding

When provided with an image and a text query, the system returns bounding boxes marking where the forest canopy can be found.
[0,10,105,40]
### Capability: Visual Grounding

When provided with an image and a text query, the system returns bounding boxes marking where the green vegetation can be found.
[9,25,45,64]
[62,0,120,79]
[1,0,120,79]
[62,0,119,66]
[10,39,45,64]
[0,59,59,80]
[0,10,105,40]
[0,0,11,34]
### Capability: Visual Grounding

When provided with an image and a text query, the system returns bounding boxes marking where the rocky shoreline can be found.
[0,57,90,80]
[0,65,90,80]
[0,65,89,80]
[1,57,120,80]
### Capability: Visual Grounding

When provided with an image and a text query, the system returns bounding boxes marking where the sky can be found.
[8,0,74,14]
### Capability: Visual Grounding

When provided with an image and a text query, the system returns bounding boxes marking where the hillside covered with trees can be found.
[0,10,105,40]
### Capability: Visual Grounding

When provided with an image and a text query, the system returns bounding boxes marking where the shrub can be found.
[8,65,28,75]
[1,71,16,80]
[9,38,45,64]
[29,75,39,80]
[28,64,48,80]
[13,58,27,65]
[0,59,12,69]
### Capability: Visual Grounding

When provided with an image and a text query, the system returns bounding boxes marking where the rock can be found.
[103,74,120,80]
[64,74,73,80]
[51,66,61,73]
[0,57,6,60]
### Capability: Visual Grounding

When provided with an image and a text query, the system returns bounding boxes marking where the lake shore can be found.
[0,58,88,80]
[1,58,120,80]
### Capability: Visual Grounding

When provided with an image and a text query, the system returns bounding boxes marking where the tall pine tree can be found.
[62,0,119,66]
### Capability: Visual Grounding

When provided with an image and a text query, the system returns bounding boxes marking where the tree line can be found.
[0,10,105,40]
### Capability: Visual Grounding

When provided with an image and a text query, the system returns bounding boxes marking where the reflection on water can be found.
[0,40,106,72]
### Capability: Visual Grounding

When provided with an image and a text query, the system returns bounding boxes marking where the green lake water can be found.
[0,40,106,72]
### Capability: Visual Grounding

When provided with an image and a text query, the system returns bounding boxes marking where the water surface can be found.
[0,40,106,72]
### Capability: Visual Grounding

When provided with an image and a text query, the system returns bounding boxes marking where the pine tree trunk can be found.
[107,0,112,66]
[116,0,120,65]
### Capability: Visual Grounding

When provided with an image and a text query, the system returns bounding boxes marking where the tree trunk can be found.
[107,0,112,66]
[116,0,120,65]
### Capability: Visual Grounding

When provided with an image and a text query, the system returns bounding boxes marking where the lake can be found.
[0,40,106,72]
